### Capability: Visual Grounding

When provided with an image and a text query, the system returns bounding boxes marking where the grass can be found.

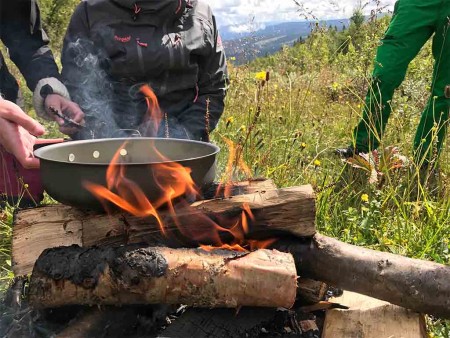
[0,207,14,293]
[0,13,449,337]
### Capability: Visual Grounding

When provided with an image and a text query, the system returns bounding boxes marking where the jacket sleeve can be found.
[177,14,228,141]
[1,0,60,92]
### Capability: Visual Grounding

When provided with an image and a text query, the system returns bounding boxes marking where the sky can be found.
[207,0,396,32]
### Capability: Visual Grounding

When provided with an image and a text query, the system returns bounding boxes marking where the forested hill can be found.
[222,20,350,64]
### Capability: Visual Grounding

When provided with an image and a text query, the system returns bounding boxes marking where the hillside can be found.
[222,20,350,64]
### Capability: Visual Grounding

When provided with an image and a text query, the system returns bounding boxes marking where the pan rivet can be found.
[93,151,100,159]
[68,154,75,162]
[120,149,127,156]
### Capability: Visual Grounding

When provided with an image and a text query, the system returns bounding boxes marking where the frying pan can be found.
[34,138,219,210]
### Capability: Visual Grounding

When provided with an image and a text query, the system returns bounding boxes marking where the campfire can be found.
[3,86,450,337]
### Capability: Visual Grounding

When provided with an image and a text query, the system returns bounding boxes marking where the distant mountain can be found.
[221,20,350,64]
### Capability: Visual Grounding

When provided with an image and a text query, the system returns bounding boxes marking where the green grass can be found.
[0,207,14,293]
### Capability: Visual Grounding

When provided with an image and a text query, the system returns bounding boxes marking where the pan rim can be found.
[34,137,220,166]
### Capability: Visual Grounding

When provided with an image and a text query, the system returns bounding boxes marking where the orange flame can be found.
[140,85,163,137]
[84,86,275,252]
[216,137,252,198]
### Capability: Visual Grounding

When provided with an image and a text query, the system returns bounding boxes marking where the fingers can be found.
[0,100,45,136]
[59,125,80,135]
[19,156,40,169]
[44,95,85,135]
[45,94,85,122]
[35,138,65,145]
[2,124,40,169]
[64,101,85,124]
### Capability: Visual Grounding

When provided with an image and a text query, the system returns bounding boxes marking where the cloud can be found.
[207,0,395,31]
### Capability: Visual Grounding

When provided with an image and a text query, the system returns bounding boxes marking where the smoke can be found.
[64,36,150,139]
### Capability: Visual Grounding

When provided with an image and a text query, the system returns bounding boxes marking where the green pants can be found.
[354,0,450,164]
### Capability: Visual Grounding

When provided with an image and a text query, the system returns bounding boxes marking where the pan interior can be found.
[34,138,220,165]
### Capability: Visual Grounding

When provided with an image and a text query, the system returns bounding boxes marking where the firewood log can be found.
[13,183,316,276]
[277,234,450,319]
[28,245,297,309]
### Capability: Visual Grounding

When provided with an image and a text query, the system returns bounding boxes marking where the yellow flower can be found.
[24,183,29,189]
[225,116,234,128]
[361,194,369,202]
[300,142,307,149]
[229,56,236,61]
[239,125,246,132]
[255,71,267,81]
[313,159,321,167]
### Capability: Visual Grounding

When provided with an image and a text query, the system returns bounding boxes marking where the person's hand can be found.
[44,94,85,135]
[0,100,45,169]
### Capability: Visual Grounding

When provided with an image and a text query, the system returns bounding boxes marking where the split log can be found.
[13,182,316,276]
[28,245,297,309]
[322,291,427,338]
[278,234,450,319]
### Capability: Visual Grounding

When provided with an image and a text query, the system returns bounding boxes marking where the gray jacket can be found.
[62,0,228,141]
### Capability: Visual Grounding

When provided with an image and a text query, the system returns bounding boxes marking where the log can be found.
[278,234,450,319]
[13,182,316,276]
[322,291,427,338]
[28,245,297,309]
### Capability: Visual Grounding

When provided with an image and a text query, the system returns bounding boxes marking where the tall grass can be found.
[211,16,448,336]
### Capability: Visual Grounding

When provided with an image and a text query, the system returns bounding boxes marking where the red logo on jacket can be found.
[114,35,131,43]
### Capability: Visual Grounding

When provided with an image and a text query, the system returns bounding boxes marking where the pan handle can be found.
[111,129,142,138]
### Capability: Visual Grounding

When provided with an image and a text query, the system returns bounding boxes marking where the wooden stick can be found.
[278,234,450,319]
[28,245,297,309]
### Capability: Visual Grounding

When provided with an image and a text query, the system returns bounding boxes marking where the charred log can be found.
[28,245,297,309]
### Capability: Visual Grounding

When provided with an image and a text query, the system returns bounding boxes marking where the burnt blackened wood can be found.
[29,245,297,309]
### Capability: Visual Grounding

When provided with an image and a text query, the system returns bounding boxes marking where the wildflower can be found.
[361,193,369,202]
[313,159,321,167]
[255,71,267,81]
[239,125,246,133]
[229,56,236,61]
[300,142,307,149]
[226,116,234,128]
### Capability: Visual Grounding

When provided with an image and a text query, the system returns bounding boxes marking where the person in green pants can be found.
[337,0,450,169]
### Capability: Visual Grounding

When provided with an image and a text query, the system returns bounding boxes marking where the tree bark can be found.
[278,234,450,319]
[28,245,297,309]
[13,183,316,276]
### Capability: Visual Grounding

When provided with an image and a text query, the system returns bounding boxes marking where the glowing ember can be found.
[84,86,275,252]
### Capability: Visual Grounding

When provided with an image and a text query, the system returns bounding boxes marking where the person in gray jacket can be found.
[62,0,228,141]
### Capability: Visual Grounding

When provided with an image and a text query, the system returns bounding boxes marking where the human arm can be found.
[0,99,45,169]
[1,0,84,134]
